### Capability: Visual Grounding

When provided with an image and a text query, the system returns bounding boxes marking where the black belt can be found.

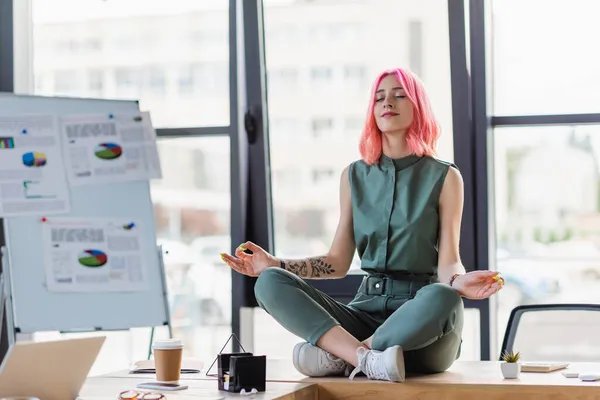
[358,273,435,297]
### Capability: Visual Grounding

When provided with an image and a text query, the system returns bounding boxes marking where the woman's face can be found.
[373,74,414,134]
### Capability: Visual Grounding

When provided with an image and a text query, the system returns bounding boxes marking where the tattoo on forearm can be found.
[285,260,308,277]
[309,258,335,278]
[282,257,335,278]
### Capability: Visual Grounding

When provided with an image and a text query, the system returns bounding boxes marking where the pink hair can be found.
[358,68,441,165]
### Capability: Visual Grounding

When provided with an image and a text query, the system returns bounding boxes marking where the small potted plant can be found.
[501,350,521,379]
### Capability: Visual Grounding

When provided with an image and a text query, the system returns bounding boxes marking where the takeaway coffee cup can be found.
[153,339,183,383]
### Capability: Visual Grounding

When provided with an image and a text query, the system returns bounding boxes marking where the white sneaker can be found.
[292,342,350,377]
[349,345,405,382]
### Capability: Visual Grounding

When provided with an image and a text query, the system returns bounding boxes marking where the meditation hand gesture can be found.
[451,271,504,300]
[220,241,277,277]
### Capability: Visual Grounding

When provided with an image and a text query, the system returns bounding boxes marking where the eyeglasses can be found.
[119,390,165,399]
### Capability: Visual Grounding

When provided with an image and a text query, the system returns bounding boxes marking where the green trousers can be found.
[254,268,464,374]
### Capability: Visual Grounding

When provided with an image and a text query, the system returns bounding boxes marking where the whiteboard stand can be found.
[0,244,173,360]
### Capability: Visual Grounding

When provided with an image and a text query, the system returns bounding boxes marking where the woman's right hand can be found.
[220,241,278,277]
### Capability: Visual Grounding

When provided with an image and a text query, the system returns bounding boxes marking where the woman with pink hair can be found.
[221,68,503,382]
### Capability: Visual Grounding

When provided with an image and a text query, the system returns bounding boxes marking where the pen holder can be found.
[206,333,267,393]
[218,353,266,393]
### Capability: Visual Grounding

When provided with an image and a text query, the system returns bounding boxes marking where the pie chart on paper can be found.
[22,151,47,167]
[78,249,108,267]
[94,143,123,160]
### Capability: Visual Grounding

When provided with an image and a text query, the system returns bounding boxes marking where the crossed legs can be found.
[254,268,464,377]
[254,268,377,366]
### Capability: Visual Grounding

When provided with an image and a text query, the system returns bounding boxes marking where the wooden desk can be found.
[98,360,600,399]
[312,361,600,400]
[78,377,315,400]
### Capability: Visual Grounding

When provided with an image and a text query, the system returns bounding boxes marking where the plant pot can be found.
[501,362,521,379]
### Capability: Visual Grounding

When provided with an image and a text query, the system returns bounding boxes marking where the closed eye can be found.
[375,95,405,102]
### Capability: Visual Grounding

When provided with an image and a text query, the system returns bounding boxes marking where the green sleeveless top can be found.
[348,154,456,279]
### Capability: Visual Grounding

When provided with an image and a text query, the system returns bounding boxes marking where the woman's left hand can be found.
[451,270,504,300]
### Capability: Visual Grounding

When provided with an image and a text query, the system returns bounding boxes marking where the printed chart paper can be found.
[42,218,149,293]
[61,112,162,186]
[0,114,71,217]
[113,111,162,180]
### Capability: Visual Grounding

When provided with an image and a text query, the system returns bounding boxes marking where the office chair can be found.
[499,304,600,362]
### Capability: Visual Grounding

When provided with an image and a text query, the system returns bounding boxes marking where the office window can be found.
[344,65,367,86]
[273,168,303,190]
[114,67,142,96]
[492,0,600,115]
[310,67,333,84]
[34,75,45,93]
[53,70,80,95]
[344,65,366,79]
[30,0,230,128]
[54,40,71,54]
[87,69,104,95]
[196,62,228,91]
[146,67,167,96]
[114,35,140,52]
[311,118,334,138]
[492,125,600,354]
[177,63,228,95]
[86,38,102,51]
[154,137,232,365]
[267,68,299,89]
[311,168,335,184]
[344,117,363,131]
[264,0,454,270]
[190,30,228,48]
[309,24,336,41]
[336,22,364,41]
[178,65,196,96]
[309,22,364,42]
[53,38,102,54]
[408,20,423,78]
[344,117,364,143]
[193,150,209,190]
[270,118,299,140]
[265,25,298,43]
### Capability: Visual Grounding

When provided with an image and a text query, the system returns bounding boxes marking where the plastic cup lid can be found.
[152,338,183,349]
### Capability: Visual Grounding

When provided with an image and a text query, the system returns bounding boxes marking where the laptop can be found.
[0,336,105,400]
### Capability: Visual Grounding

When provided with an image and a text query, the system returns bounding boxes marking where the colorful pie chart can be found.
[94,143,122,160]
[22,151,47,167]
[78,249,108,267]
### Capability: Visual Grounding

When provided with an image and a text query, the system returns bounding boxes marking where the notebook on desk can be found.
[129,358,203,374]
[521,362,570,372]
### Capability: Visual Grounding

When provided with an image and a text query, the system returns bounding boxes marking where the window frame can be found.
[1,0,258,355]
[484,0,600,359]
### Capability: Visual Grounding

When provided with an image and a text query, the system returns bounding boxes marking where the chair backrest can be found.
[500,304,600,362]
